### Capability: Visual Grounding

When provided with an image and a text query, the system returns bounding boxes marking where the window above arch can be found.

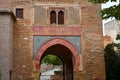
[50,10,56,24]
[49,8,65,25]
[58,11,64,24]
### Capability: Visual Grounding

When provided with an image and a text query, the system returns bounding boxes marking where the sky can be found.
[101,0,119,35]
[102,0,119,23]
[102,0,119,9]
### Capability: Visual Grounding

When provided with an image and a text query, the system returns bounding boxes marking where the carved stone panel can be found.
[67,7,80,25]
[34,6,46,25]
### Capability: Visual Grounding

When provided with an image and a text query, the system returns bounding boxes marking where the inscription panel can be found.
[32,26,83,35]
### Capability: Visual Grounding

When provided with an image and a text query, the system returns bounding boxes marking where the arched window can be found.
[58,11,64,24]
[50,11,56,24]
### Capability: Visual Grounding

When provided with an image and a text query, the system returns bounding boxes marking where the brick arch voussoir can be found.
[35,38,80,71]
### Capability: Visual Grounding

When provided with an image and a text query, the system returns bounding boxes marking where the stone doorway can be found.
[40,44,73,80]
[35,38,80,80]
[40,54,63,80]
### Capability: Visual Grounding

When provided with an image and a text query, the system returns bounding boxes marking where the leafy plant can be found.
[104,44,120,80]
[113,34,120,53]
[89,0,120,20]
[41,54,62,66]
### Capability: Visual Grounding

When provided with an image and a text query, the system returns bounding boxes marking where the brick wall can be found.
[12,19,34,80]
[0,10,15,80]
[80,1,106,80]
[0,0,106,80]
[103,36,113,48]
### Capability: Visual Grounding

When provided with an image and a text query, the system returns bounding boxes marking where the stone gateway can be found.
[0,0,106,80]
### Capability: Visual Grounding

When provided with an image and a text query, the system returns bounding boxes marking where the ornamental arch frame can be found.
[35,38,80,72]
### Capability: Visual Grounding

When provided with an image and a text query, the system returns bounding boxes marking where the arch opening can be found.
[40,54,63,80]
[35,38,80,80]
[40,44,74,80]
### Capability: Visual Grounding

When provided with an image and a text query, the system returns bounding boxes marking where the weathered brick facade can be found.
[0,0,106,80]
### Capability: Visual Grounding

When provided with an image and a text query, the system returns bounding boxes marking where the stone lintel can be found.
[0,9,16,21]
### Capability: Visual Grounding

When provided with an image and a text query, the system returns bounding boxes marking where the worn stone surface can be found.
[0,12,14,80]
[67,7,80,25]
[34,6,47,25]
